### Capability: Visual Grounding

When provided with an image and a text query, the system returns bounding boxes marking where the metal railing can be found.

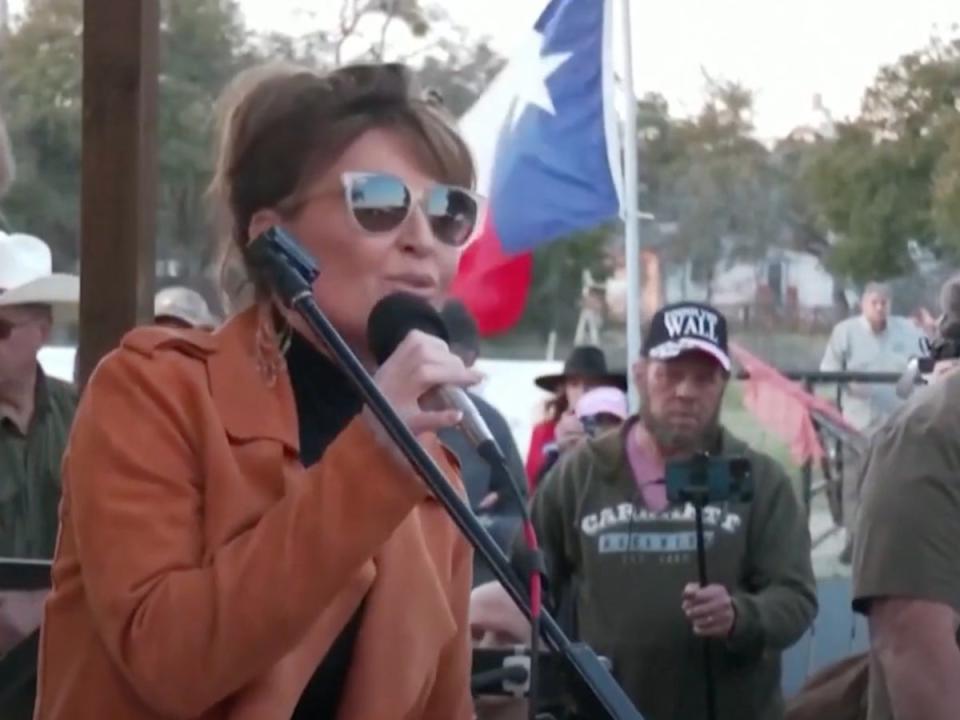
[735,369,903,548]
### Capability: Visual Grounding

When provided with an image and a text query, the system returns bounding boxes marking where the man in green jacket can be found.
[473,301,816,719]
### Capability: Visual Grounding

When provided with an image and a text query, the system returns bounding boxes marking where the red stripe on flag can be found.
[450,215,532,337]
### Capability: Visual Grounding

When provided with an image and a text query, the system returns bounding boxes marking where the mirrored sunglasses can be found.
[341,171,482,247]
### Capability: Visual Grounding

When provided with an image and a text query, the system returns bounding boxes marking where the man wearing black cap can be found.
[473,302,816,719]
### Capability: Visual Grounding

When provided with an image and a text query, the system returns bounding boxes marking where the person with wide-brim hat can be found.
[0,231,80,719]
[525,345,626,491]
[0,232,79,322]
[0,231,79,547]
[533,345,627,394]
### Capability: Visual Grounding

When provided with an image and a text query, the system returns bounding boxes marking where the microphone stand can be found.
[245,227,644,720]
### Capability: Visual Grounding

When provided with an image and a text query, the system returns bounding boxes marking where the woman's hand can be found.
[367,329,484,437]
[554,410,585,451]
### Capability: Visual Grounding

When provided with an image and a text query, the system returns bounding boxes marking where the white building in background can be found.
[665,247,836,313]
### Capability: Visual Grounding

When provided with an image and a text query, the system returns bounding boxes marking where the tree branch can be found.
[372,0,398,61]
[335,0,370,65]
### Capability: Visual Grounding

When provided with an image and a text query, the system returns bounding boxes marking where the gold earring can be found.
[254,301,290,386]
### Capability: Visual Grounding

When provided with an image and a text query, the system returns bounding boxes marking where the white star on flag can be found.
[504,29,573,129]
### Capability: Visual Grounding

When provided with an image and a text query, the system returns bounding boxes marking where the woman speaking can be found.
[35,62,481,719]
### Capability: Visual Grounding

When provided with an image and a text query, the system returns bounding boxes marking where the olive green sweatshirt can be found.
[531,419,817,720]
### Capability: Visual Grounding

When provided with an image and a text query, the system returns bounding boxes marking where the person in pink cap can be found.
[526,346,627,493]
[575,386,628,437]
[534,386,629,481]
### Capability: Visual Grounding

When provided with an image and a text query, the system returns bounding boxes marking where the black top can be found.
[286,332,366,720]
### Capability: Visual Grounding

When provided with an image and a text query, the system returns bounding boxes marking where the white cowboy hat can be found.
[0,231,79,321]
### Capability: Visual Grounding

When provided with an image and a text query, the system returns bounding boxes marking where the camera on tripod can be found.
[917,334,960,373]
[665,453,753,505]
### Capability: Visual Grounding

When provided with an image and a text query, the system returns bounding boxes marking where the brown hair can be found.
[545,392,569,424]
[209,62,475,306]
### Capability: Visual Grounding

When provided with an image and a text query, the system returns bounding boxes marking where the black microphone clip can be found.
[245,226,319,304]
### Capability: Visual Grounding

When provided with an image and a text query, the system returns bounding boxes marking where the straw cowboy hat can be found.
[0,231,79,320]
[154,286,219,330]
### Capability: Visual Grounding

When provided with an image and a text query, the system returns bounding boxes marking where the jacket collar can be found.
[206,307,299,452]
[199,307,458,472]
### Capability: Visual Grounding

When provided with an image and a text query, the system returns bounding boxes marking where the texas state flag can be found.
[451,0,623,336]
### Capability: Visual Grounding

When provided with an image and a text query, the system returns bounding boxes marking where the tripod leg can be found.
[694,504,718,720]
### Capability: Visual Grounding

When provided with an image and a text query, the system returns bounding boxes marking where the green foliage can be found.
[0,0,251,276]
[0,0,84,268]
[519,224,615,339]
[802,34,960,282]
[641,79,793,292]
[0,0,500,286]
[932,116,960,253]
[157,0,252,279]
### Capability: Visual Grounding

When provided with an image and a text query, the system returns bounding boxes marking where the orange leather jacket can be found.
[34,309,473,719]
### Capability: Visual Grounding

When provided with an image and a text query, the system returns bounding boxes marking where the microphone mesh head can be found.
[366,292,449,366]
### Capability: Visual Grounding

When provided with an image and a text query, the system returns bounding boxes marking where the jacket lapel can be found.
[206,309,461,720]
[206,308,299,452]
[203,309,382,719]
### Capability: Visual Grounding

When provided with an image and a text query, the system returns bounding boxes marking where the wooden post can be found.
[77,0,159,387]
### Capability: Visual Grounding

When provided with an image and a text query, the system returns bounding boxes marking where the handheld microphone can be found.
[366,292,500,453]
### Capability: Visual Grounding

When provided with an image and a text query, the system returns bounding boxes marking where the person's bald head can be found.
[0,108,13,198]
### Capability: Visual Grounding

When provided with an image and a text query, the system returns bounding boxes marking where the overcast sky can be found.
[242,0,960,139]
[7,0,958,138]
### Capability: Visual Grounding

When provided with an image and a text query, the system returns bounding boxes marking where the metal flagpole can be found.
[619,0,641,412]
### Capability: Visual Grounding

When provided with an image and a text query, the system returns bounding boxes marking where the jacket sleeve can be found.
[67,349,431,717]
[727,457,818,658]
[421,531,475,719]
[529,451,581,596]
